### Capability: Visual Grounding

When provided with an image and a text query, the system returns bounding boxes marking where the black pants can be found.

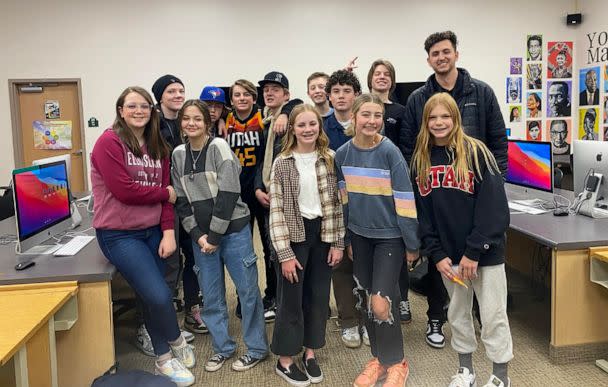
[271,218,332,356]
[351,233,404,366]
[179,224,200,310]
[331,258,359,328]
[244,195,276,302]
[399,261,410,303]
[426,258,448,321]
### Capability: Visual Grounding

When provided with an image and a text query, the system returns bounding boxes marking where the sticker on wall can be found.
[547,80,572,117]
[510,58,522,75]
[526,92,542,118]
[579,107,599,140]
[546,119,571,154]
[604,96,608,125]
[604,65,608,93]
[547,41,573,79]
[527,34,542,61]
[579,67,600,106]
[604,126,608,141]
[526,64,542,89]
[44,100,60,119]
[32,120,73,149]
[509,106,522,122]
[506,77,522,103]
[526,120,542,141]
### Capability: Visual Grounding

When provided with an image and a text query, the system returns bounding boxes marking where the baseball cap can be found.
[258,71,289,89]
[199,86,226,105]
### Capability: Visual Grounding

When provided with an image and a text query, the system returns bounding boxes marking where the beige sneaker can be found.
[353,358,386,387]
[155,358,195,387]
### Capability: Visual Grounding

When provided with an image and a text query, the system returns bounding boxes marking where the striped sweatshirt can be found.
[171,137,250,246]
[334,137,420,252]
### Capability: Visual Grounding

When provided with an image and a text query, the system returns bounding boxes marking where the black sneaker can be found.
[263,298,276,322]
[399,300,412,323]
[426,319,446,348]
[276,360,311,387]
[231,354,264,371]
[302,354,323,384]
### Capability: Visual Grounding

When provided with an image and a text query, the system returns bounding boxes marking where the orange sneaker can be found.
[353,358,386,387]
[383,359,410,387]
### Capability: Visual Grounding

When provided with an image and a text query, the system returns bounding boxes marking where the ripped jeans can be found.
[351,232,405,366]
[192,225,268,359]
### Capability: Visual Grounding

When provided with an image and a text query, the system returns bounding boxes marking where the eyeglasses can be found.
[122,103,152,111]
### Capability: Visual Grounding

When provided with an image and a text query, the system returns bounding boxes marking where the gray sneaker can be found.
[135,325,155,357]
[341,326,361,348]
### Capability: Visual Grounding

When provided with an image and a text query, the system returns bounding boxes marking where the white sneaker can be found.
[170,336,196,369]
[361,325,370,346]
[135,325,155,357]
[341,326,361,348]
[482,375,510,387]
[155,358,195,387]
[448,367,476,387]
[181,329,195,343]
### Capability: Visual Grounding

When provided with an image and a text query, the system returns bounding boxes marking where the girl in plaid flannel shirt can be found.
[269,104,345,386]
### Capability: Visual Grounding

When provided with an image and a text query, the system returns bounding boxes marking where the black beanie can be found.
[152,74,184,103]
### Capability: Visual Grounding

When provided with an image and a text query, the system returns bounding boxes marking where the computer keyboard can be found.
[53,235,96,256]
[508,201,548,215]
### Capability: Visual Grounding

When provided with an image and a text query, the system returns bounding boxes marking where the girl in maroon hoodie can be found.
[90,86,195,386]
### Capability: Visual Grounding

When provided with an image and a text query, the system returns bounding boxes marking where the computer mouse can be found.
[553,208,569,216]
[15,261,36,271]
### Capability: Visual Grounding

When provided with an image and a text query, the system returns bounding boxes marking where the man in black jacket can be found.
[399,31,507,350]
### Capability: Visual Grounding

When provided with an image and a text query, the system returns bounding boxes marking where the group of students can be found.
[90,30,513,387]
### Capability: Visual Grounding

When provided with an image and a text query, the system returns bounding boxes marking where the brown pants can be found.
[332,258,359,328]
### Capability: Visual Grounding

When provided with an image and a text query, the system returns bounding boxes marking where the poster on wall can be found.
[547,41,573,78]
[604,65,608,92]
[526,64,542,89]
[32,120,73,150]
[604,126,608,141]
[527,34,542,61]
[526,120,542,141]
[509,106,522,122]
[506,77,522,103]
[546,119,571,154]
[526,92,542,118]
[579,67,600,106]
[547,80,572,117]
[510,58,522,75]
[44,100,60,119]
[579,107,599,140]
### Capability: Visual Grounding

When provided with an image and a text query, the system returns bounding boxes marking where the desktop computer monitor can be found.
[12,160,73,254]
[32,154,71,179]
[506,140,553,193]
[573,140,608,206]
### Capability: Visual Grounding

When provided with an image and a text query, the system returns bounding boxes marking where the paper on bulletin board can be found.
[32,120,73,149]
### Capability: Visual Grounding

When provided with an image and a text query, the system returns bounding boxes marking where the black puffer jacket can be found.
[399,68,507,175]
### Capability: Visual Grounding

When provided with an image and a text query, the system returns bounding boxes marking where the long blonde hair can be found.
[281,104,333,166]
[411,93,500,185]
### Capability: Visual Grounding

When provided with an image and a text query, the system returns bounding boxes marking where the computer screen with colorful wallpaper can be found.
[12,161,71,245]
[506,140,553,193]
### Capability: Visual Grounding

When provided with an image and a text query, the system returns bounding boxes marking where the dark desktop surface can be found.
[506,185,608,250]
[0,206,114,286]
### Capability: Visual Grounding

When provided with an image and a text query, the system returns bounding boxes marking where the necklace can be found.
[354,134,380,149]
[188,137,208,180]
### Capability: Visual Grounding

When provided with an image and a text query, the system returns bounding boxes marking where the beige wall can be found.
[0,0,581,183]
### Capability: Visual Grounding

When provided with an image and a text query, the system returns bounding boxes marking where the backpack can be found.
[91,363,177,387]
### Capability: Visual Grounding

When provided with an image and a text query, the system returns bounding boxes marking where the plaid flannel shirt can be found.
[269,152,345,262]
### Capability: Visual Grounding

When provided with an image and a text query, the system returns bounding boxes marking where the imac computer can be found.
[32,154,72,201]
[573,140,608,210]
[12,160,73,254]
[506,140,553,193]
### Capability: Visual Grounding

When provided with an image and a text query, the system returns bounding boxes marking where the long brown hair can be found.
[177,99,212,140]
[281,104,333,167]
[411,93,499,184]
[113,86,169,160]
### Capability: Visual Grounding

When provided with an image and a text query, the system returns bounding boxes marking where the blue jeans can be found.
[192,226,268,359]
[96,226,181,356]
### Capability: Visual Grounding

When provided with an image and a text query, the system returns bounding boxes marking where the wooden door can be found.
[13,81,86,192]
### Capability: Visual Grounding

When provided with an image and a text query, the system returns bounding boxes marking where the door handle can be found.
[72,149,83,156]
